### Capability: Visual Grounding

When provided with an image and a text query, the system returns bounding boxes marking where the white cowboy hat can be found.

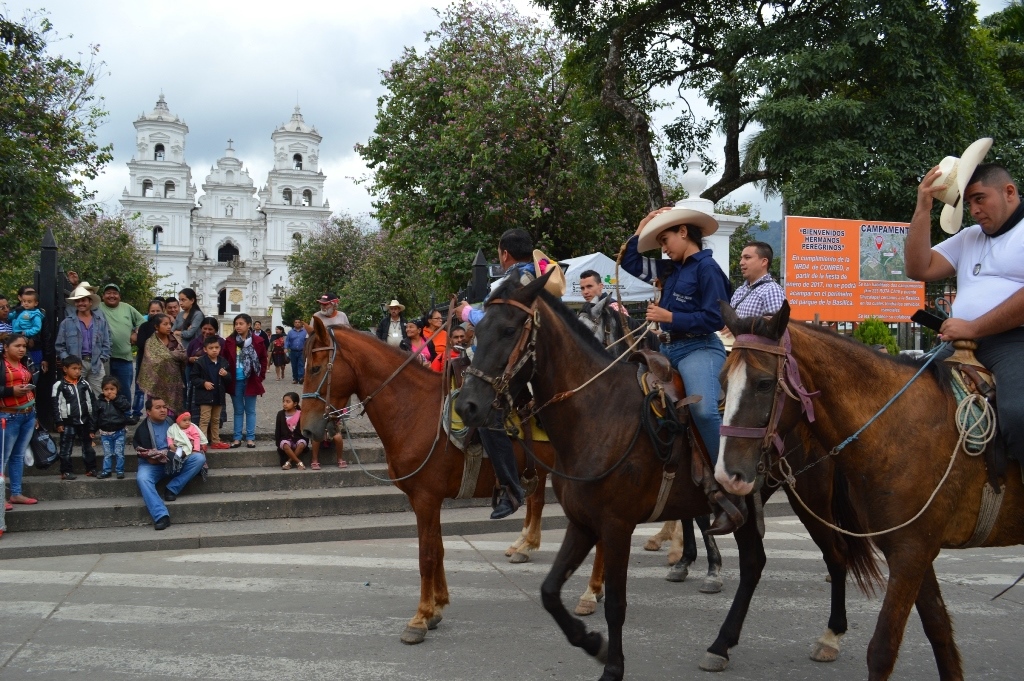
[637,207,720,252]
[533,249,566,297]
[387,299,405,312]
[66,284,101,308]
[933,137,993,234]
[77,280,99,293]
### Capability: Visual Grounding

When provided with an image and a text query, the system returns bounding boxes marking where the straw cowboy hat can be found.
[637,206,720,252]
[532,249,566,297]
[387,299,406,312]
[933,137,993,234]
[66,284,100,308]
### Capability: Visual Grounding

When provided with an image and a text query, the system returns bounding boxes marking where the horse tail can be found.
[831,468,885,597]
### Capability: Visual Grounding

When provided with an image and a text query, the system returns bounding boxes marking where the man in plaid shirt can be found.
[730,242,786,317]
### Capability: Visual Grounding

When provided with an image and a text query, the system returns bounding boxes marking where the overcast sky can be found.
[6,0,1012,225]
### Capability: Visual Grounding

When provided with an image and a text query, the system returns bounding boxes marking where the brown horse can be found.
[718,301,1024,680]
[456,274,880,680]
[298,317,606,644]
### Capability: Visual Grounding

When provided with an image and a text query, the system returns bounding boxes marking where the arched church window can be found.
[152,225,164,245]
[142,180,153,197]
[282,189,292,205]
[164,181,175,198]
[302,190,312,207]
[226,170,235,184]
[217,242,239,263]
[293,154,302,170]
[154,144,165,161]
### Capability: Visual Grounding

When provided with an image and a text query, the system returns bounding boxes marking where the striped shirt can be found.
[730,274,786,318]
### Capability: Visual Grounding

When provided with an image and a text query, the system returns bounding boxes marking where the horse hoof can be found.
[575,598,597,616]
[509,551,530,564]
[699,576,724,594]
[427,614,443,630]
[400,626,427,644]
[666,562,689,583]
[504,547,516,557]
[810,642,840,662]
[643,537,662,551]
[699,652,729,672]
[595,636,609,665]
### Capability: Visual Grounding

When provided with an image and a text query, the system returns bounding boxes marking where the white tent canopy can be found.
[560,252,658,303]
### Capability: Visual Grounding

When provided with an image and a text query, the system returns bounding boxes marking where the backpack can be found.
[30,428,59,469]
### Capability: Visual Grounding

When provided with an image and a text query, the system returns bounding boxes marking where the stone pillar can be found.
[674,159,746,277]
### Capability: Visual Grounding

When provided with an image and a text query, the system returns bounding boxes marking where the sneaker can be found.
[116,472,125,479]
[97,472,112,479]
[61,472,77,481]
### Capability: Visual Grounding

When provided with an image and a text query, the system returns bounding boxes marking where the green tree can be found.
[339,232,437,330]
[0,11,112,268]
[720,202,776,289]
[853,317,899,355]
[285,214,374,321]
[744,0,1024,226]
[357,0,648,292]
[51,214,157,311]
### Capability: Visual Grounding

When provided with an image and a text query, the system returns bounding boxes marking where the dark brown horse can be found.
[298,317,605,644]
[456,275,880,679]
[718,301,1024,680]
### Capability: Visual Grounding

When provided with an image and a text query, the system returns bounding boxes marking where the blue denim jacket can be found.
[55,313,111,375]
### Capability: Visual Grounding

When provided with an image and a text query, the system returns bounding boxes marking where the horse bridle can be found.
[463,298,540,410]
[719,329,819,464]
[300,330,344,418]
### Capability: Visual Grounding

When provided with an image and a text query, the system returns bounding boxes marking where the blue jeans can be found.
[1,409,35,496]
[100,429,127,475]
[136,452,207,522]
[289,349,304,382]
[108,359,135,413]
[233,380,257,441]
[661,334,726,465]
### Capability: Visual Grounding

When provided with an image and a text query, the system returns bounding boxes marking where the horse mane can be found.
[794,322,953,396]
[313,324,437,376]
[491,277,614,362]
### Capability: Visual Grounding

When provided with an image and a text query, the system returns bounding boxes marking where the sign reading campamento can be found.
[784,216,924,322]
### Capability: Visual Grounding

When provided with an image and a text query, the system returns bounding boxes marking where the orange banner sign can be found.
[784,216,924,322]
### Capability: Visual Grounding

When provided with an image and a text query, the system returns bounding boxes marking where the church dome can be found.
[137,94,184,124]
[277,105,316,134]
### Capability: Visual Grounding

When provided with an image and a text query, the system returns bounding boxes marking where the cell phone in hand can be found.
[24,384,35,390]
[910,309,945,332]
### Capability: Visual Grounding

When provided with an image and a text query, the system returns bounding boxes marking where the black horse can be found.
[456,274,879,680]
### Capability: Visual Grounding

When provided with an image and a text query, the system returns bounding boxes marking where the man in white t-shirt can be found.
[906,162,1024,455]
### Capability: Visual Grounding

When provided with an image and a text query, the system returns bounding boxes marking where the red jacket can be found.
[222,333,268,397]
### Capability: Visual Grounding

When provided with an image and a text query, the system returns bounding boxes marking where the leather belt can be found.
[658,331,708,344]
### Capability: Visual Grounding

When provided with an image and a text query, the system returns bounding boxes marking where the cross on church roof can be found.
[226,138,234,150]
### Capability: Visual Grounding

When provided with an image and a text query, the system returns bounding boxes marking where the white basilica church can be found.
[120,95,331,329]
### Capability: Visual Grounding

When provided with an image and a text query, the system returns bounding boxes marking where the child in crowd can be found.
[12,291,44,367]
[95,376,131,479]
[167,412,207,462]
[274,392,306,470]
[190,335,231,449]
[51,355,97,479]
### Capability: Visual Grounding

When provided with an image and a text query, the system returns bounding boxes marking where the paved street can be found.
[0,514,1020,680]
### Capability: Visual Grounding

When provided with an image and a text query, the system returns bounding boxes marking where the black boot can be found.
[490,486,522,519]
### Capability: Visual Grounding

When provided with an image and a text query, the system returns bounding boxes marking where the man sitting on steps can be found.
[133,397,208,531]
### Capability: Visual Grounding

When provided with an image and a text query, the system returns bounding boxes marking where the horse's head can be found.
[455,270,550,426]
[716,300,801,495]
[299,316,357,442]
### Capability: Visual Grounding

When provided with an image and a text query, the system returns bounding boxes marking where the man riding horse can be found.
[906,139,1024,459]
[454,228,539,519]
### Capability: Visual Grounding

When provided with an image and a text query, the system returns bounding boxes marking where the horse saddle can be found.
[943,340,1006,488]
[628,349,700,417]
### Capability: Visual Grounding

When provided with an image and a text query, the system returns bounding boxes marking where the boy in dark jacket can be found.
[190,336,231,449]
[95,375,132,479]
[51,355,97,479]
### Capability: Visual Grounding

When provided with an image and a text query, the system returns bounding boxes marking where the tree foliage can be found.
[0,11,112,260]
[744,0,1024,228]
[285,214,437,330]
[357,0,649,292]
[853,317,899,355]
[53,214,157,311]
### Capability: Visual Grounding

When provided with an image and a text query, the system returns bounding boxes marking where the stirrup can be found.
[707,491,747,535]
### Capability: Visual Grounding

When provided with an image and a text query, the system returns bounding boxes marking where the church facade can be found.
[120,95,331,329]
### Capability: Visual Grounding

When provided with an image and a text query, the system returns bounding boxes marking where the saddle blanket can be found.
[443,390,549,454]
